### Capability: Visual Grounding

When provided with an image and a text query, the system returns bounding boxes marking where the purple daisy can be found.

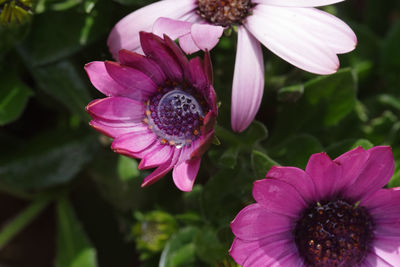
[230,146,400,266]
[107,0,357,132]
[85,32,217,192]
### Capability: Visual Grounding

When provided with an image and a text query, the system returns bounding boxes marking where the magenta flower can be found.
[85,32,217,192]
[107,0,357,132]
[230,146,400,266]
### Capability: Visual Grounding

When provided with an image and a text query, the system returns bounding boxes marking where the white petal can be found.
[253,0,345,7]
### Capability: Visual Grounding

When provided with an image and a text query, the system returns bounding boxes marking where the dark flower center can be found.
[294,199,374,267]
[144,83,207,148]
[196,0,253,27]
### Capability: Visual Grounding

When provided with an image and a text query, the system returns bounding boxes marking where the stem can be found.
[0,194,53,249]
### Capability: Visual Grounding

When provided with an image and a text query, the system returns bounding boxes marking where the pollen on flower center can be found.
[294,199,374,267]
[144,85,206,148]
[196,0,253,27]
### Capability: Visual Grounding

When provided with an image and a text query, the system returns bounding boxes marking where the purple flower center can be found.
[144,86,206,148]
[294,199,374,267]
[196,0,254,27]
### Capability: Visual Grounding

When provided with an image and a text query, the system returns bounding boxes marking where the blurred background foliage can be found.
[0,0,399,266]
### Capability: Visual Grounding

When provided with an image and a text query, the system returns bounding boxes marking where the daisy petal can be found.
[191,23,224,51]
[231,203,292,241]
[153,17,192,40]
[372,238,400,266]
[252,0,345,8]
[89,120,144,139]
[253,179,307,217]
[179,33,201,54]
[363,253,394,267]
[111,130,156,155]
[139,144,173,170]
[231,26,264,132]
[172,157,201,192]
[107,0,196,58]
[246,5,340,74]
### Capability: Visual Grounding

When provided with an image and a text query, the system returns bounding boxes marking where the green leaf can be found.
[56,196,97,267]
[117,156,140,181]
[0,70,33,125]
[326,139,374,159]
[195,227,226,265]
[277,84,304,103]
[0,130,98,190]
[382,21,400,90]
[159,227,199,267]
[251,150,280,178]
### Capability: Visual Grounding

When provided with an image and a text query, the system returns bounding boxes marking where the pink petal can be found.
[89,120,145,138]
[253,179,306,218]
[344,146,394,201]
[191,23,224,51]
[266,166,317,202]
[230,203,292,241]
[86,97,145,126]
[179,33,201,54]
[111,130,156,155]
[333,146,369,193]
[278,253,306,267]
[191,130,215,159]
[253,0,345,7]
[107,0,196,58]
[138,144,173,170]
[152,17,192,40]
[231,27,264,132]
[104,61,157,100]
[188,57,208,90]
[172,157,201,192]
[362,188,400,222]
[305,152,342,199]
[372,238,400,266]
[85,61,134,97]
[118,50,166,85]
[141,148,181,187]
[246,5,340,75]
[139,32,184,82]
[363,253,394,267]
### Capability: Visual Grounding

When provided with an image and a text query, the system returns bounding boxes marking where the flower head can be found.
[107,0,356,132]
[230,146,400,266]
[85,32,217,192]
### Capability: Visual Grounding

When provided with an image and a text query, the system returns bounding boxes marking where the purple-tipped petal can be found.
[172,157,201,192]
[191,23,224,51]
[231,27,264,132]
[334,146,369,193]
[253,179,306,217]
[111,130,156,155]
[85,61,134,97]
[104,61,157,100]
[138,144,173,170]
[107,0,196,58]
[253,0,345,7]
[246,5,340,75]
[141,148,181,187]
[266,166,317,202]
[86,97,145,126]
[140,32,183,82]
[118,50,166,85]
[344,146,394,201]
[231,203,292,241]
[305,152,342,199]
[89,120,144,139]
[153,17,192,40]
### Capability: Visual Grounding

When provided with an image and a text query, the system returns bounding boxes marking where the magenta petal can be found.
[153,17,192,40]
[140,32,183,82]
[363,253,394,267]
[86,97,145,126]
[305,152,342,199]
[107,0,196,58]
[85,61,133,97]
[253,179,306,217]
[172,157,201,192]
[372,238,400,266]
[89,120,145,139]
[334,146,369,193]
[362,188,400,222]
[231,203,292,241]
[138,144,173,170]
[141,148,181,187]
[111,130,156,155]
[188,57,208,90]
[266,166,317,202]
[345,146,394,201]
[118,50,166,85]
[105,61,157,100]
[191,23,224,51]
[231,27,264,132]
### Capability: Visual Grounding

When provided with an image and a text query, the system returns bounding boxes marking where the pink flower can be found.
[85,32,217,192]
[230,146,400,266]
[107,0,357,132]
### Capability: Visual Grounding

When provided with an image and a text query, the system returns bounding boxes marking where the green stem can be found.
[0,194,53,249]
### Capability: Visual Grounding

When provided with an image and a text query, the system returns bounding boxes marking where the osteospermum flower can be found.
[85,32,217,192]
[107,0,357,132]
[230,146,400,266]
